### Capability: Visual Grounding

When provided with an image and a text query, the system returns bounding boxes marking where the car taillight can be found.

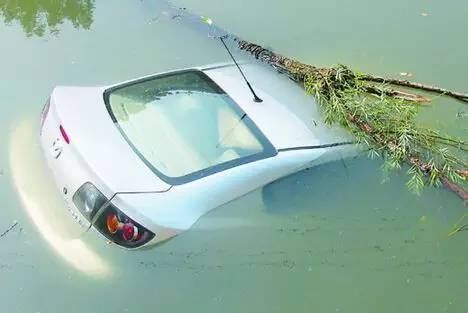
[95,204,155,248]
[73,183,108,220]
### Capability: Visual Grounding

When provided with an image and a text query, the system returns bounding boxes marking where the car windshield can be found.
[105,70,275,184]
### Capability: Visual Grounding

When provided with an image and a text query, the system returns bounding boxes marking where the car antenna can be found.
[219,36,263,103]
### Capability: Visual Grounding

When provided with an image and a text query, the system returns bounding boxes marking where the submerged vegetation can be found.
[237,40,467,202]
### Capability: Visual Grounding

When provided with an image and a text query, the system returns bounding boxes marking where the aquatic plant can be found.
[237,40,467,202]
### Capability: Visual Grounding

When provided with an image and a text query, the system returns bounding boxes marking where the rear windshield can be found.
[104,70,276,184]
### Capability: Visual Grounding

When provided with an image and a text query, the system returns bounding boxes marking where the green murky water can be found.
[0,1,467,312]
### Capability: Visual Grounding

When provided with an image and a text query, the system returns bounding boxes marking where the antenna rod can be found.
[219,36,263,103]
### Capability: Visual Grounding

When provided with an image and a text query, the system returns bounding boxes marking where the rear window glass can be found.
[105,70,276,184]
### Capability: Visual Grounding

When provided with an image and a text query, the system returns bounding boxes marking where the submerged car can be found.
[40,62,356,248]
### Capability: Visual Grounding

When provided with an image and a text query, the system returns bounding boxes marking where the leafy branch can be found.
[236,39,467,202]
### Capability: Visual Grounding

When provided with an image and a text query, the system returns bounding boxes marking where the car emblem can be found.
[51,138,63,159]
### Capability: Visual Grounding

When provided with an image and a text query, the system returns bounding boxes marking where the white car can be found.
[40,62,356,249]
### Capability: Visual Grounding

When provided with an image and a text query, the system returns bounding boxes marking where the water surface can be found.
[0,1,467,312]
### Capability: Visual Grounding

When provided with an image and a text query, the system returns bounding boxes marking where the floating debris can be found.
[448,213,468,237]
[399,72,413,78]
[236,39,468,202]
[456,111,467,119]
[200,16,213,25]
[419,215,427,224]
[0,221,19,239]
[449,224,468,236]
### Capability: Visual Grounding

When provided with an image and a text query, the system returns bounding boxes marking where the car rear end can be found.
[39,87,170,248]
[40,94,101,231]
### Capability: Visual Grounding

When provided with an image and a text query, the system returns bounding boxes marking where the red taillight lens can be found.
[122,223,139,241]
[94,205,155,248]
[59,125,70,144]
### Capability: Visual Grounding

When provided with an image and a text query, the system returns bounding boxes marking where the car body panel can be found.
[40,61,358,247]
[40,101,95,232]
[111,148,326,235]
[51,86,172,193]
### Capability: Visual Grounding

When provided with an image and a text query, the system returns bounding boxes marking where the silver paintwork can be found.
[40,62,357,247]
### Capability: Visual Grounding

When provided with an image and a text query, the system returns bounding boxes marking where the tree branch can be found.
[359,75,468,104]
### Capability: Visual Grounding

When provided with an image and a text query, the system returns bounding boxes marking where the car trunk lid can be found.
[51,86,172,194]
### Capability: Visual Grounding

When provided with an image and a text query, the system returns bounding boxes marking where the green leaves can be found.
[301,62,467,196]
[406,166,425,194]
[200,16,213,25]
[236,39,467,200]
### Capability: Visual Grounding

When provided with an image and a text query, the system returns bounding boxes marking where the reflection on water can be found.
[8,119,111,277]
[0,0,94,36]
